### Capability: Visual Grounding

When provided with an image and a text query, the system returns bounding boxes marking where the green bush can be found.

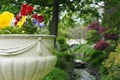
[55,51,73,71]
[102,43,120,80]
[109,71,120,80]
[42,68,69,80]
[84,30,102,44]
[73,43,110,69]
[57,37,70,51]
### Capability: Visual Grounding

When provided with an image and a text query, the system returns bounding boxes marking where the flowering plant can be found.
[83,21,105,44]
[0,4,46,34]
[94,40,110,50]
[84,21,120,51]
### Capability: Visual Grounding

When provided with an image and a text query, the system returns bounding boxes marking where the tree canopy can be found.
[0,0,104,36]
[103,0,120,34]
[0,0,101,23]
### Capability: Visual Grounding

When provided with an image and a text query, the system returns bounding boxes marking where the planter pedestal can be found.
[0,34,57,80]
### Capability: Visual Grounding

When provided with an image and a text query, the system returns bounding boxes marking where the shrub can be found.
[57,37,70,51]
[55,50,73,71]
[42,68,69,80]
[102,43,120,80]
[84,30,102,44]
[94,40,110,51]
[73,44,107,68]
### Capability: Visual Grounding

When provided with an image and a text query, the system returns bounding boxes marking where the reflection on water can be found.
[74,69,95,80]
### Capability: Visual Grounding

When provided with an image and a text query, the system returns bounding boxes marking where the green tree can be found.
[103,0,120,36]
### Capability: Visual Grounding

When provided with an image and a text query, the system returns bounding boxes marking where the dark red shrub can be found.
[86,21,105,33]
[97,26,105,33]
[94,40,110,50]
[104,33,119,41]
[87,21,99,30]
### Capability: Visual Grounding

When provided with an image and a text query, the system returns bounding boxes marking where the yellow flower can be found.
[17,16,26,27]
[0,11,14,28]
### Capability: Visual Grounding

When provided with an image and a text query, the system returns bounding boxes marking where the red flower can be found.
[20,10,26,16]
[38,15,44,22]
[15,14,22,21]
[20,4,33,16]
[32,14,38,19]
[94,40,110,50]
[32,14,44,22]
[14,14,22,26]
[14,20,18,26]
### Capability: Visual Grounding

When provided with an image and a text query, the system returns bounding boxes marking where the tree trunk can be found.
[50,0,59,36]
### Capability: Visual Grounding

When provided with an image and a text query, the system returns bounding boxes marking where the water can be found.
[74,69,95,80]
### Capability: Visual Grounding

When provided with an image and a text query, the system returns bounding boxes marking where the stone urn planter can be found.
[0,34,57,80]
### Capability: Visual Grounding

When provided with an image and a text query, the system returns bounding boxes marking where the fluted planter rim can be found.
[0,34,56,38]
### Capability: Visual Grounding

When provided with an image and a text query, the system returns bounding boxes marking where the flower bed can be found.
[0,4,45,34]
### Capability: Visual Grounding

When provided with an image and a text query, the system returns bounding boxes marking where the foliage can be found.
[94,40,110,51]
[75,44,107,66]
[103,0,120,35]
[48,48,73,80]
[84,30,102,43]
[55,50,73,70]
[83,21,119,51]
[103,33,119,41]
[0,0,103,36]
[58,27,69,38]
[102,44,120,80]
[0,26,48,34]
[42,67,69,80]
[0,27,24,34]
[57,37,70,51]
[87,51,106,66]
[0,4,19,14]
[0,0,101,25]
[73,44,94,56]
